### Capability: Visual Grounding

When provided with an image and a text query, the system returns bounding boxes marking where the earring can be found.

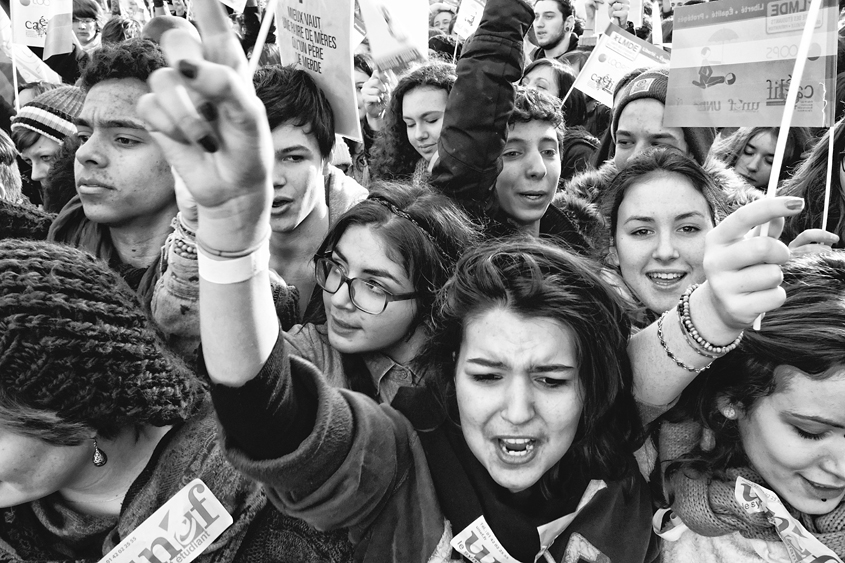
[92,438,108,467]
[723,406,737,420]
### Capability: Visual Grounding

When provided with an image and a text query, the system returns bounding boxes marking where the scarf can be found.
[661,420,845,557]
[393,387,657,563]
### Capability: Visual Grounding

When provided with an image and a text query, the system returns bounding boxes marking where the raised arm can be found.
[629,196,806,407]
[428,0,533,203]
[138,0,276,387]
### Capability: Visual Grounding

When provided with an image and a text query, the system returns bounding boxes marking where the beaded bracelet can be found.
[172,236,197,260]
[676,308,718,359]
[677,284,744,355]
[657,311,712,374]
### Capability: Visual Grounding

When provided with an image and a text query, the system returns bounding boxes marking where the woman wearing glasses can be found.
[282,180,480,402]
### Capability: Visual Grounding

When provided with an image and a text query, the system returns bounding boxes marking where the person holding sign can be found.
[0,239,355,562]
[649,250,845,562]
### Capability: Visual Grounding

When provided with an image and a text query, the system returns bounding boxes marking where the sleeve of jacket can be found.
[428,0,534,203]
[210,333,443,562]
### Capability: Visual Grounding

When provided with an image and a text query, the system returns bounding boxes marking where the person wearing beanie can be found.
[0,239,354,562]
[611,67,716,168]
[11,85,84,192]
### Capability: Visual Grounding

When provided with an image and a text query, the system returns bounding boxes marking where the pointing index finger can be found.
[708,196,804,246]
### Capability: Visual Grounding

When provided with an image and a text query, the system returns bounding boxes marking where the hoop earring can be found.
[92,438,108,467]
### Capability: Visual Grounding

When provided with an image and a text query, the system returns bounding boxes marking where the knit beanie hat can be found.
[0,240,202,442]
[611,68,716,166]
[11,86,84,145]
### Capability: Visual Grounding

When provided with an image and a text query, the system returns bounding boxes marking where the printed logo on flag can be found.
[629,77,655,95]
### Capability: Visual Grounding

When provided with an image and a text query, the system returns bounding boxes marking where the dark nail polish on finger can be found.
[198,135,218,153]
[178,60,198,79]
[198,102,217,121]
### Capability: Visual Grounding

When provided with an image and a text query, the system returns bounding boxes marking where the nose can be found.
[30,161,49,183]
[414,124,429,142]
[501,376,535,426]
[746,154,762,172]
[75,134,105,168]
[652,232,680,261]
[819,441,845,483]
[524,149,547,180]
[329,279,356,311]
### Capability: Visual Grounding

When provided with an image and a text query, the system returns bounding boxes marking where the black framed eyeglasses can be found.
[314,257,417,315]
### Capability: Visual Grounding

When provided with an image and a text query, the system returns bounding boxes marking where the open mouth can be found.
[498,438,536,457]
[647,272,686,286]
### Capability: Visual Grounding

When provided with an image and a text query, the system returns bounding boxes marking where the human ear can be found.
[607,243,619,267]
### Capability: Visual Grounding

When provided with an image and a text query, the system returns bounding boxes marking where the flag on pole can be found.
[11,0,73,59]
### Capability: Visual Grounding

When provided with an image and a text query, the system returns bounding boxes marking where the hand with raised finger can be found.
[137,0,273,253]
[692,196,805,337]
[788,228,839,258]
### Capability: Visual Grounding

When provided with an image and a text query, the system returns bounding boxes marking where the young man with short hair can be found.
[152,65,367,349]
[48,39,177,305]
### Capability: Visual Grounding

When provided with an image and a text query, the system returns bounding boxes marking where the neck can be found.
[61,425,172,516]
[542,32,572,59]
[109,204,177,268]
[381,324,428,365]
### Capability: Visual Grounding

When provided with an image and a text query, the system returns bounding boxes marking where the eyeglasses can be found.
[73,18,96,25]
[314,256,417,315]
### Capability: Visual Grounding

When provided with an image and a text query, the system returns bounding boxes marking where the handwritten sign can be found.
[357,0,427,72]
[664,0,837,127]
[453,0,484,41]
[572,23,670,107]
[276,0,361,141]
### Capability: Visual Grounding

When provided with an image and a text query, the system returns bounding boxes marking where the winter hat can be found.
[11,86,84,145]
[611,68,715,166]
[0,240,202,442]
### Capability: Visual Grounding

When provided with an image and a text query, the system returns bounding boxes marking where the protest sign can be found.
[0,7,61,84]
[664,0,837,128]
[358,0,427,72]
[218,0,246,14]
[453,0,484,41]
[276,0,361,141]
[10,0,72,59]
[572,23,670,107]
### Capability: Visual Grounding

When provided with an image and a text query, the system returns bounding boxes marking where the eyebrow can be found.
[466,357,575,373]
[623,211,705,225]
[746,141,774,156]
[786,412,845,429]
[74,117,147,130]
[333,247,403,285]
[275,145,313,158]
[403,110,443,121]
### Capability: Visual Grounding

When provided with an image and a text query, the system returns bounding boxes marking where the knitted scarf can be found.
[661,420,845,557]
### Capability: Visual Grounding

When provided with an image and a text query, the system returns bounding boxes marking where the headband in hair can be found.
[369,196,451,261]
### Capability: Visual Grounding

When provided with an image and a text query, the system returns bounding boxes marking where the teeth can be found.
[648,273,683,280]
[499,438,535,456]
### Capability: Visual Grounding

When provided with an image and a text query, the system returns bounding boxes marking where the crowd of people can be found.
[0,0,844,561]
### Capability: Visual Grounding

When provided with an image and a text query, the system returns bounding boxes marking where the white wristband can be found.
[197,238,271,284]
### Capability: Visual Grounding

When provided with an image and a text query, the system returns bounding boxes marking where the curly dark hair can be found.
[79,38,166,92]
[421,238,643,498]
[370,61,456,181]
[659,252,845,497]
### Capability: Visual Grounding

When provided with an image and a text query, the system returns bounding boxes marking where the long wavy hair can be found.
[421,238,643,498]
[710,126,812,187]
[781,118,845,248]
[659,253,845,489]
[369,61,456,181]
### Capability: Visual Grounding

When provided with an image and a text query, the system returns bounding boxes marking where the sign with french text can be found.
[453,0,484,41]
[664,0,837,127]
[572,23,670,107]
[276,0,361,141]
[10,0,72,58]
